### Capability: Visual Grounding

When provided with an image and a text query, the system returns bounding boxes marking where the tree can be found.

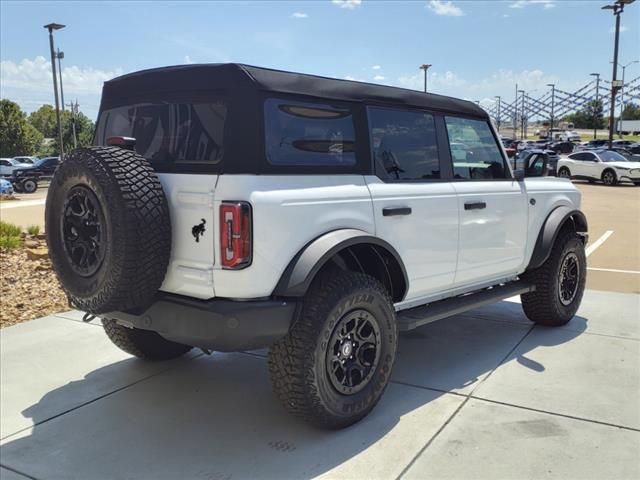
[621,102,640,121]
[563,100,605,129]
[0,99,44,157]
[28,104,58,138]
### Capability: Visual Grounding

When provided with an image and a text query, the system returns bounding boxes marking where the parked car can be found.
[557,149,640,186]
[585,139,608,148]
[609,147,640,163]
[45,63,588,429]
[12,156,59,179]
[0,158,31,176]
[12,156,39,165]
[549,141,575,154]
[612,140,640,154]
[0,178,14,195]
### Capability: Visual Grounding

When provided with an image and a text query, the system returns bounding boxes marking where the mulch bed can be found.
[0,239,70,328]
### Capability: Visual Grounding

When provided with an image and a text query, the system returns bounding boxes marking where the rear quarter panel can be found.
[213,175,375,298]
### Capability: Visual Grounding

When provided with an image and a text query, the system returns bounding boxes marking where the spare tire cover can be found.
[46,146,171,314]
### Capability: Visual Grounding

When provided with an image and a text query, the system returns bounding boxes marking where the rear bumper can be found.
[105,294,297,352]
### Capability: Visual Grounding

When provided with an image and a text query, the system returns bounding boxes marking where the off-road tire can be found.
[557,167,571,179]
[520,227,586,326]
[268,269,398,429]
[21,178,37,194]
[102,319,192,360]
[46,147,171,314]
[602,169,618,186]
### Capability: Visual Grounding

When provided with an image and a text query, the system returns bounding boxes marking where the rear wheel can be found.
[520,228,586,326]
[602,169,617,186]
[21,178,37,194]
[557,167,571,179]
[102,319,192,360]
[268,269,398,429]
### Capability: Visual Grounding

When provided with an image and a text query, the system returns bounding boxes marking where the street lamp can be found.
[495,96,502,132]
[518,89,526,139]
[547,84,555,141]
[419,64,431,93]
[602,0,635,147]
[56,49,65,112]
[612,59,639,133]
[590,73,601,139]
[44,22,65,158]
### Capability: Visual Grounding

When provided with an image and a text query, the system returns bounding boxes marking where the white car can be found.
[557,149,640,186]
[0,158,32,176]
[45,64,588,429]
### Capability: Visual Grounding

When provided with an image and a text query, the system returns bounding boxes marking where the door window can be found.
[368,107,440,180]
[445,117,508,180]
[264,98,356,166]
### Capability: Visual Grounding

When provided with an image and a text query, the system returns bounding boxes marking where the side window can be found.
[368,107,440,180]
[264,98,356,166]
[0,160,10,166]
[583,153,597,162]
[445,117,508,180]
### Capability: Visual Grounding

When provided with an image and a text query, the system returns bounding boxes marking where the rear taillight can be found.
[220,201,252,269]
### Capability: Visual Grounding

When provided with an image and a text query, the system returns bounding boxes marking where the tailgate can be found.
[157,173,218,299]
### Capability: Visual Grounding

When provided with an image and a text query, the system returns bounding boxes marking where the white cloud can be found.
[427,1,464,17]
[184,55,195,64]
[291,12,309,18]
[373,75,385,81]
[509,0,555,9]
[372,65,381,70]
[332,0,361,10]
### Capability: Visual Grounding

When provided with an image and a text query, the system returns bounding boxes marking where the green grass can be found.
[26,225,40,236]
[0,221,23,250]
[0,221,22,238]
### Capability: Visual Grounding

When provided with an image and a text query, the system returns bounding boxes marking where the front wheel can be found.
[21,178,38,194]
[557,167,571,179]
[520,228,586,326]
[602,169,618,186]
[268,269,398,429]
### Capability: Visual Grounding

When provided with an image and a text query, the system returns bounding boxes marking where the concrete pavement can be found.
[1,289,638,480]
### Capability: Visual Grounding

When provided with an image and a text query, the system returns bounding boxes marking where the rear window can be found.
[95,101,227,167]
[264,98,356,166]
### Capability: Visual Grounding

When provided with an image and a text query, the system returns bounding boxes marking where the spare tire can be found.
[46,146,171,314]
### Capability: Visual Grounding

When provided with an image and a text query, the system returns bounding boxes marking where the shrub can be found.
[0,221,21,238]
[27,224,40,236]
[0,235,21,249]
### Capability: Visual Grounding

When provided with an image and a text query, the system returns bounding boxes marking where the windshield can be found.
[599,150,628,162]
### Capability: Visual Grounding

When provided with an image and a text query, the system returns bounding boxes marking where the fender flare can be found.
[527,206,588,270]
[273,228,409,299]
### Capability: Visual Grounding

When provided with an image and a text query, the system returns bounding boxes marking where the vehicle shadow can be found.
[1,302,588,479]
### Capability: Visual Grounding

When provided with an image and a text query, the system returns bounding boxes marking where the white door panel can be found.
[365,176,459,300]
[453,181,528,285]
[157,173,218,299]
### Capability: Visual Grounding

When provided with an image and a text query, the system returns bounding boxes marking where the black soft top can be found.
[101,63,486,118]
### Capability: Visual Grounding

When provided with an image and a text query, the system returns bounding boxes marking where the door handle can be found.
[464,202,486,211]
[383,206,412,217]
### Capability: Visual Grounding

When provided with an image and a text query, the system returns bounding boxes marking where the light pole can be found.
[56,49,65,112]
[590,73,600,139]
[513,83,518,139]
[613,59,639,133]
[546,84,555,141]
[602,0,635,148]
[518,89,526,139]
[495,96,502,132]
[44,22,65,158]
[419,64,431,93]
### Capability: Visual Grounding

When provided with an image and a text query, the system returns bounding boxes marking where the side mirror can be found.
[513,168,525,180]
[525,154,548,177]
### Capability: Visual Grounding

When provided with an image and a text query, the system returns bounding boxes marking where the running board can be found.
[397,282,535,332]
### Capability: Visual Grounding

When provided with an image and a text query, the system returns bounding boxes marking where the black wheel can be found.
[602,169,617,186]
[102,319,192,360]
[45,147,171,314]
[268,269,398,429]
[12,182,23,193]
[520,228,586,326]
[21,178,38,194]
[557,167,571,179]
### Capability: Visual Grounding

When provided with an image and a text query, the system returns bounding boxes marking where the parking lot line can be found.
[585,230,614,257]
[0,198,46,210]
[587,267,640,275]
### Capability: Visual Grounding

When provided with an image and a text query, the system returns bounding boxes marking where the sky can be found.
[1,0,639,120]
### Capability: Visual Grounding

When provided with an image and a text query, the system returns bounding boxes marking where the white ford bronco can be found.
[46,64,588,429]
